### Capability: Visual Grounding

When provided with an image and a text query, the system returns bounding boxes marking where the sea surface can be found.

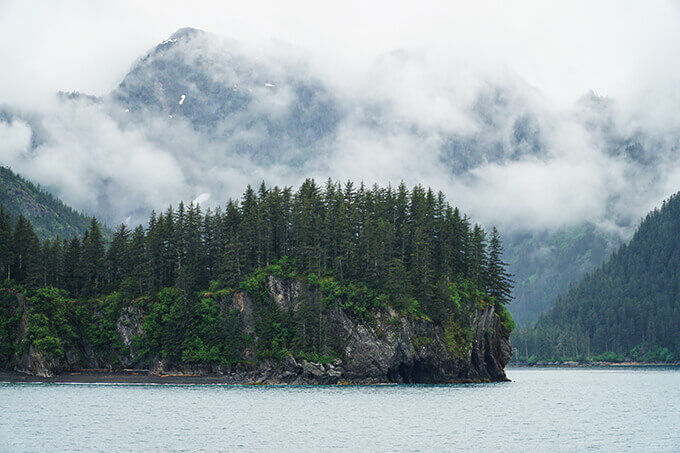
[1,367,679,452]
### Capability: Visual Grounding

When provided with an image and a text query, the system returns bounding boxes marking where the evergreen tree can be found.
[467,224,488,286]
[486,227,513,306]
[39,238,63,287]
[0,206,12,281]
[202,208,220,284]
[62,236,82,295]
[219,200,243,287]
[145,210,164,291]
[127,225,148,295]
[292,179,323,273]
[240,185,260,273]
[106,224,131,292]
[80,218,106,296]
[410,226,434,310]
[11,214,40,285]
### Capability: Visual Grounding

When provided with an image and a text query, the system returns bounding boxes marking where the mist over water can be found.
[1,367,679,451]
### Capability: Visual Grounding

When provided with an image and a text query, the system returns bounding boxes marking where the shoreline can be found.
[0,370,256,385]
[0,370,499,385]
[508,361,680,368]
[3,365,678,385]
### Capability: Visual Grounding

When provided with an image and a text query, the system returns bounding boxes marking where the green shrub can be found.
[444,314,473,358]
[23,288,76,359]
[630,343,675,363]
[496,304,516,334]
[592,351,625,362]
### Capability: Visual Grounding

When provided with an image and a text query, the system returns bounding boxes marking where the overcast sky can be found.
[2,0,680,106]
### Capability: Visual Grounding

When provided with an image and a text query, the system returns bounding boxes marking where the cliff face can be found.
[5,277,512,383]
[323,299,510,383]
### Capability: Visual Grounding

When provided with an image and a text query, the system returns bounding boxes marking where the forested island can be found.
[514,192,680,364]
[0,179,514,383]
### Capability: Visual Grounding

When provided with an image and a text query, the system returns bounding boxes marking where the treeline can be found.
[513,192,680,363]
[1,179,512,319]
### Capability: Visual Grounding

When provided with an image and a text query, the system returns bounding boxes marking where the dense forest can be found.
[514,192,680,363]
[0,166,99,240]
[0,179,514,370]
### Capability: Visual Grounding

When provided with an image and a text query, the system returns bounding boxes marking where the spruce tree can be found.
[11,214,40,285]
[128,225,148,295]
[0,206,12,281]
[80,218,106,296]
[40,238,63,287]
[467,224,488,287]
[106,224,131,292]
[62,236,82,295]
[240,185,259,273]
[486,227,513,306]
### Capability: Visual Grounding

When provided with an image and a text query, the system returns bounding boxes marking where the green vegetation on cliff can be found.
[514,192,680,363]
[0,179,513,370]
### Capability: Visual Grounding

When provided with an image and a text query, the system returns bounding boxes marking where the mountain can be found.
[0,166,97,240]
[112,27,341,165]
[514,192,680,362]
[2,27,678,326]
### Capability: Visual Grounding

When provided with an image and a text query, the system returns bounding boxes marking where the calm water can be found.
[1,367,679,452]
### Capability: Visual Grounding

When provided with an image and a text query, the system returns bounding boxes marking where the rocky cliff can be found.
[2,277,512,383]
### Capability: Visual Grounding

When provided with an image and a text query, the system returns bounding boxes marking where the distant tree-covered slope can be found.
[0,166,98,240]
[514,192,680,362]
[506,224,619,325]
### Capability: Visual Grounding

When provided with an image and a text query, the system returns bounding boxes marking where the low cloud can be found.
[1,26,680,240]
